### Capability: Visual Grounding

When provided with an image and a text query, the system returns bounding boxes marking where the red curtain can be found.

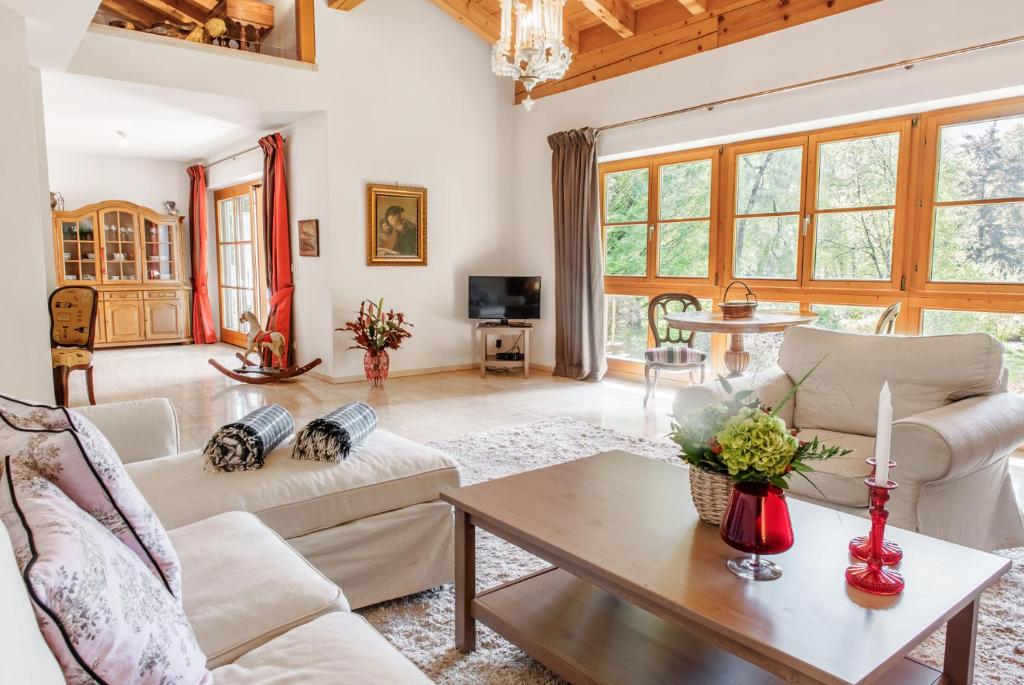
[259,133,294,367]
[186,164,217,344]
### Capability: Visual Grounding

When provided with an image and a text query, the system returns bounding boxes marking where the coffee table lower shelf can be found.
[472,567,942,685]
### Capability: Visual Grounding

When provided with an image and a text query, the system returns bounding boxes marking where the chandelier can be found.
[491,0,573,111]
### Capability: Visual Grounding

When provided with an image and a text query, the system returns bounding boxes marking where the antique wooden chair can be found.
[874,302,901,335]
[644,293,707,408]
[49,286,98,406]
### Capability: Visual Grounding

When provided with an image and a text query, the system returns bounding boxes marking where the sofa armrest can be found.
[892,392,1024,484]
[72,398,180,464]
[672,367,795,424]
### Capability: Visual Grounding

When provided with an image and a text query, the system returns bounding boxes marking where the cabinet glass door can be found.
[102,210,140,283]
[143,218,179,283]
[59,215,98,283]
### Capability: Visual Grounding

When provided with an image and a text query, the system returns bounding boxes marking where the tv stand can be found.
[477,323,531,378]
[480,320,533,328]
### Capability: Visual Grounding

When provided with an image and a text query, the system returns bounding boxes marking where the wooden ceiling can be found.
[332,0,880,103]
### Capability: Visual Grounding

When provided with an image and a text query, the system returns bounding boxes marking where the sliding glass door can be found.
[214,182,266,348]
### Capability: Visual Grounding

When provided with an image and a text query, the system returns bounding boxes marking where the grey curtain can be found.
[548,128,606,381]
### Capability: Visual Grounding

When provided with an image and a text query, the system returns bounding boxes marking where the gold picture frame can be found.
[366,183,427,266]
[298,219,319,257]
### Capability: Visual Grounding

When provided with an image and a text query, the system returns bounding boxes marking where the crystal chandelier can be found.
[491,0,573,111]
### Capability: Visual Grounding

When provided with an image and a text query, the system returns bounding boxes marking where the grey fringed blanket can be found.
[291,402,378,463]
[203,404,294,472]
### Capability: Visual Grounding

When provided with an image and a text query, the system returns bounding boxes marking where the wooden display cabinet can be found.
[52,201,192,348]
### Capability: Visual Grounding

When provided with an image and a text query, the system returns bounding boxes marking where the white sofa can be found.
[76,398,460,609]
[674,326,1024,550]
[1,508,434,683]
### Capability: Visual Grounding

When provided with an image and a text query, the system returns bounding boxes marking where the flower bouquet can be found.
[669,364,848,525]
[337,299,413,387]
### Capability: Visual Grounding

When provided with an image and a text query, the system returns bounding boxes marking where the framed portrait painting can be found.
[366,183,427,266]
[298,219,319,257]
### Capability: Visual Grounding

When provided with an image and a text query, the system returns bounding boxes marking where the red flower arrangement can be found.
[337,299,413,353]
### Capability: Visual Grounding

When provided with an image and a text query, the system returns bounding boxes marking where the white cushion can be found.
[778,327,1004,435]
[128,429,460,538]
[212,612,432,685]
[0,524,64,685]
[169,511,347,668]
[786,430,874,508]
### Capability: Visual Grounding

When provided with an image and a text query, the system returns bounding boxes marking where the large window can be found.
[601,96,1024,384]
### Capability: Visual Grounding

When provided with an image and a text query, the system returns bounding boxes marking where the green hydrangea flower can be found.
[715,407,798,478]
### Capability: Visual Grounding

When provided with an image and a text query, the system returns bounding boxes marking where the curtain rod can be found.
[595,34,1024,133]
[205,143,265,169]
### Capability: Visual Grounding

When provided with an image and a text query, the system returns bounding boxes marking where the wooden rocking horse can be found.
[208,310,322,384]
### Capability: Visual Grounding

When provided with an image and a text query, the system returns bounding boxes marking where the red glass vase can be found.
[363,350,390,388]
[719,482,794,581]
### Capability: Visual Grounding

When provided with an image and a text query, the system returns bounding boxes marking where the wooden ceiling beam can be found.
[100,0,165,26]
[564,17,581,54]
[579,0,635,38]
[516,0,882,104]
[426,0,500,43]
[133,0,204,24]
[677,0,708,15]
[328,0,367,9]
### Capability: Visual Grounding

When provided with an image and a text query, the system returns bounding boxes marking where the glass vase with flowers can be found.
[338,299,413,388]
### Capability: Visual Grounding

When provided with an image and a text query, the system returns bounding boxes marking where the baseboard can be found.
[312,363,478,385]
[309,361,556,385]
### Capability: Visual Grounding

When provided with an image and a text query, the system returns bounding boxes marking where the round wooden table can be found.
[664,310,818,377]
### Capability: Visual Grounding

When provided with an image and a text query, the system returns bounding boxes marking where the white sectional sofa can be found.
[674,326,1024,551]
[1,509,433,683]
[76,398,460,609]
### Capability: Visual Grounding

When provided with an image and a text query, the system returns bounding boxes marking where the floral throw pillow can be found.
[0,399,182,601]
[0,458,212,685]
[0,393,69,430]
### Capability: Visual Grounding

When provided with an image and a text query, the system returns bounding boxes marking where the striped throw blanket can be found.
[644,346,706,364]
[203,404,294,472]
[291,402,378,463]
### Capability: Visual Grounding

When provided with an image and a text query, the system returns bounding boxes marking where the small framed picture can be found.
[298,219,319,257]
[366,183,427,266]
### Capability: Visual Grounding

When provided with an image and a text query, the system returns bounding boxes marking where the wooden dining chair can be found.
[644,293,708,408]
[49,286,99,406]
[874,302,901,335]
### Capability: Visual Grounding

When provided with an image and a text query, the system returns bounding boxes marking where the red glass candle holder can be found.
[845,477,905,596]
[849,459,902,565]
[720,482,794,581]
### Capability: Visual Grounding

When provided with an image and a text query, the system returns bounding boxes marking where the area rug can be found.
[358,418,1024,684]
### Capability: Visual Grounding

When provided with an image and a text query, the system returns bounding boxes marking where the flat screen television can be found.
[468,276,541,322]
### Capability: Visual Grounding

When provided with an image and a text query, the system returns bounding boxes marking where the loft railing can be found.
[92,0,315,65]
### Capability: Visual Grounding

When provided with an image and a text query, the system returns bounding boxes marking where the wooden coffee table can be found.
[440,451,1010,685]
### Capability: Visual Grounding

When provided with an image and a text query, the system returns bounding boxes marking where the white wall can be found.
[0,9,56,401]
[512,0,1024,367]
[47,152,189,215]
[319,0,516,380]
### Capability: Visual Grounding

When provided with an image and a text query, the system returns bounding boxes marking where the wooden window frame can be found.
[912,98,1024,298]
[601,95,1024,377]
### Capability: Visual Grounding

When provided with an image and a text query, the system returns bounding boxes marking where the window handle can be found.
[803,215,813,237]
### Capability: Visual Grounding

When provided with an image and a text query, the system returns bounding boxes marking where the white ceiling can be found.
[41,72,307,162]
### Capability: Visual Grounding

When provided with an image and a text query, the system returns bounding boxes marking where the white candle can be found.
[874,382,892,486]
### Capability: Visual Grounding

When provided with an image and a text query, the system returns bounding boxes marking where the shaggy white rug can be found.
[358,418,1024,684]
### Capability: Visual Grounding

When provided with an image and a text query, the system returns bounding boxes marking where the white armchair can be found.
[673,326,1024,550]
